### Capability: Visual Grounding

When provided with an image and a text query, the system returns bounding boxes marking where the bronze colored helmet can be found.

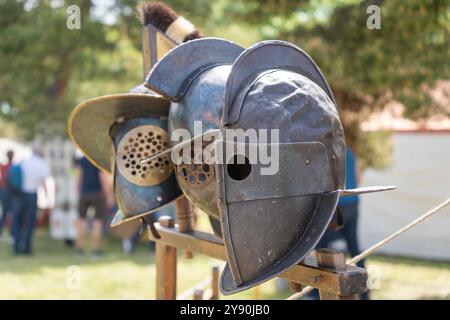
[68,84,182,228]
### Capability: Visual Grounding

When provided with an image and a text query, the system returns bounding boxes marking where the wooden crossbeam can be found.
[147,221,367,297]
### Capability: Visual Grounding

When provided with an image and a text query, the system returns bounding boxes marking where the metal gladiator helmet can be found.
[216,41,345,294]
[216,40,394,294]
[145,37,394,294]
[68,84,181,229]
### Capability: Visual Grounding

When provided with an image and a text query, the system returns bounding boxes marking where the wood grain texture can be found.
[155,217,177,300]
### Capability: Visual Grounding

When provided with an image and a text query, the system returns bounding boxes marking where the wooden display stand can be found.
[147,200,368,300]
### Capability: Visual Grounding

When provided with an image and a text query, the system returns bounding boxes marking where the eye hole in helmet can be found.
[227,154,251,181]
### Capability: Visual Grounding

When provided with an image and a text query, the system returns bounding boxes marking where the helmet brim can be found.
[68,93,170,173]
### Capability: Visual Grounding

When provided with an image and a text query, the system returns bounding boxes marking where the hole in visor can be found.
[227,154,251,181]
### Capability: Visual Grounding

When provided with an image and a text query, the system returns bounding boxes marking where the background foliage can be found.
[0,0,448,168]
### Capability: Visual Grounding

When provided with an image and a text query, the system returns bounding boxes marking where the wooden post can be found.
[155,216,177,300]
[316,249,360,300]
[288,282,304,293]
[176,196,195,259]
[210,266,219,300]
[193,288,204,300]
[254,286,262,300]
[288,257,307,293]
[142,26,153,78]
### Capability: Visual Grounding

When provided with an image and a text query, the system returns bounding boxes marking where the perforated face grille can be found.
[176,146,214,187]
[177,163,214,186]
[117,125,173,186]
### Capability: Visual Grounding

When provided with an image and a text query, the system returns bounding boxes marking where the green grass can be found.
[367,256,450,300]
[0,229,449,300]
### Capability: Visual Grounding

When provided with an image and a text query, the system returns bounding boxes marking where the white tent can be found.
[360,132,450,261]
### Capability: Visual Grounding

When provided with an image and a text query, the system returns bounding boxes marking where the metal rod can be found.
[140,129,220,164]
[287,198,450,300]
[339,185,396,196]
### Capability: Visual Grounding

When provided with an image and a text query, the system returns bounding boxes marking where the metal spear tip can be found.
[340,185,397,197]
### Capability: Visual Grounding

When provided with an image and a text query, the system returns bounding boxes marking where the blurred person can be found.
[0,150,14,240]
[11,146,50,255]
[75,156,113,259]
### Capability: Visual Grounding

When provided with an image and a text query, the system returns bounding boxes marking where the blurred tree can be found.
[0,0,143,139]
[0,0,110,138]
[215,0,449,168]
[0,0,447,170]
